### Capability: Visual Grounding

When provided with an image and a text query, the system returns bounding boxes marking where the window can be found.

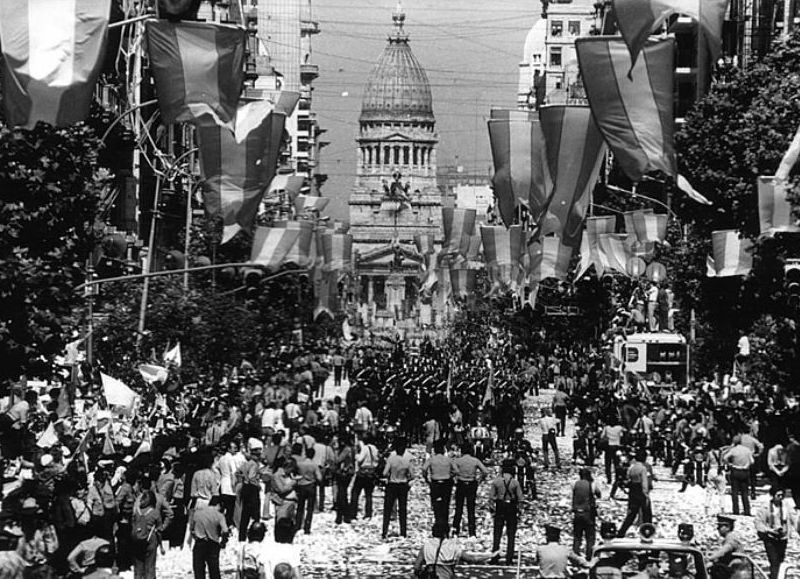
[532,53,542,64]
[549,47,562,67]
[568,20,581,36]
[550,20,563,37]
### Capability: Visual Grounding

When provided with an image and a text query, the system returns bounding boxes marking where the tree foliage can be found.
[672,29,800,387]
[0,122,103,382]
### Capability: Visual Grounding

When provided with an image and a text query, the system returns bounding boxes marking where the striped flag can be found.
[528,236,572,281]
[575,216,617,279]
[598,234,633,276]
[146,20,245,127]
[449,267,477,298]
[539,105,607,248]
[480,225,525,267]
[488,109,550,226]
[0,0,111,128]
[319,232,353,272]
[758,176,800,236]
[421,253,439,292]
[576,36,675,183]
[612,0,728,83]
[280,219,316,267]
[414,234,436,256]
[442,208,477,258]
[196,100,286,243]
[313,267,339,320]
[707,230,753,277]
[294,195,330,215]
[624,210,668,243]
[250,226,301,269]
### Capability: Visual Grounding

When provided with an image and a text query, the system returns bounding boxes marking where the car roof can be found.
[594,539,704,555]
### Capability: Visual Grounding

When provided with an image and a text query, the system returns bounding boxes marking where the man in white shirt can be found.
[217,441,246,527]
[261,403,277,433]
[735,331,750,379]
[353,402,373,440]
[646,283,659,331]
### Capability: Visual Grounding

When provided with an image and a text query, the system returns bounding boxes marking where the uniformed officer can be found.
[708,515,743,579]
[536,525,591,578]
[422,439,455,527]
[489,458,524,566]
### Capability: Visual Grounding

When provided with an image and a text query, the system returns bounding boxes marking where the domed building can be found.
[348,3,444,329]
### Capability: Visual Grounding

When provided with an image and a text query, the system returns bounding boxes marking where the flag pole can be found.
[136,176,162,350]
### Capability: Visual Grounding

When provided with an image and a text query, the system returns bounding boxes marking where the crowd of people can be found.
[0,304,799,578]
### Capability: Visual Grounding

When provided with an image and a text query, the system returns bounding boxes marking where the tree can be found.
[0,122,104,383]
[671,29,800,387]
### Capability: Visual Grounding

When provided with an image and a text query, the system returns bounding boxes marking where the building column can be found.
[366,275,374,304]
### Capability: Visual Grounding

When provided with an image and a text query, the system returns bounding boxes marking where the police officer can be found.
[452,442,488,538]
[489,458,524,566]
[536,525,591,578]
[708,515,742,579]
[422,439,455,527]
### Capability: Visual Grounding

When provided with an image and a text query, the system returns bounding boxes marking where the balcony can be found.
[300,63,319,82]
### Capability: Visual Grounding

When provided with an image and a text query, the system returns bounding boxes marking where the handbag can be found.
[418,538,443,579]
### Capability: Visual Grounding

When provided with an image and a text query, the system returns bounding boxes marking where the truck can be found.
[618,332,690,389]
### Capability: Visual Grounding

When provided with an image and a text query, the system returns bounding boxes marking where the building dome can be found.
[360,4,433,123]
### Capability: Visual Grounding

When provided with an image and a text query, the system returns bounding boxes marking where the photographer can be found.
[754,486,799,579]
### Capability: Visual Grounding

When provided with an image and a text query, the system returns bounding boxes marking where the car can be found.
[590,524,769,579]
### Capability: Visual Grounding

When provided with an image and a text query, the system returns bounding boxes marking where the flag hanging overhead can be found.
[414,234,436,256]
[576,36,675,183]
[0,0,111,128]
[598,233,633,276]
[527,236,573,281]
[707,230,753,277]
[313,267,339,320]
[624,210,668,244]
[442,208,477,258]
[421,252,439,292]
[480,225,525,267]
[280,219,316,267]
[758,176,800,236]
[488,109,551,226]
[146,20,245,127]
[612,0,728,80]
[319,232,353,272]
[294,195,330,215]
[250,226,301,269]
[539,105,607,248]
[197,100,286,243]
[575,215,617,279]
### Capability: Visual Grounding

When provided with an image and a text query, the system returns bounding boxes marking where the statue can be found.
[382,171,412,210]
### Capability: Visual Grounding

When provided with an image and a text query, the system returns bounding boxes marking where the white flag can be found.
[139,364,168,384]
[163,342,182,368]
[101,373,137,409]
[36,422,59,448]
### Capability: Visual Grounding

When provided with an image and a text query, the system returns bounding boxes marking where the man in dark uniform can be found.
[708,515,743,579]
[422,440,455,527]
[489,458,524,565]
[536,524,591,578]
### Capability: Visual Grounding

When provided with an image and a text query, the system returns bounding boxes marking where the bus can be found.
[622,332,689,389]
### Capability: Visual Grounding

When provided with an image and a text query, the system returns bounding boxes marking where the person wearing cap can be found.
[538,409,560,469]
[755,486,799,579]
[723,434,754,516]
[235,437,268,542]
[413,521,499,579]
[452,442,488,538]
[489,458,524,566]
[708,515,743,579]
[572,467,601,556]
[423,440,456,528]
[536,524,592,578]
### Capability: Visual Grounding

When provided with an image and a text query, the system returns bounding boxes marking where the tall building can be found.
[348,3,444,326]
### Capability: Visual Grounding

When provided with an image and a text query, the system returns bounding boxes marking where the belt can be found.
[431,479,452,483]
[456,479,477,483]
[731,466,750,470]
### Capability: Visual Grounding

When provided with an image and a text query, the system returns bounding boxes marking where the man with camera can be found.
[754,486,799,579]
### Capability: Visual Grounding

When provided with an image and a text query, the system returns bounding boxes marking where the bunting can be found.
[421,252,439,293]
[707,230,753,277]
[575,216,617,279]
[442,208,477,257]
[449,267,477,298]
[0,0,111,128]
[612,0,728,86]
[481,225,525,291]
[319,232,353,272]
[539,105,607,248]
[281,219,316,267]
[250,226,301,269]
[758,176,800,236]
[294,195,330,215]
[487,109,550,225]
[414,234,436,256]
[598,234,633,276]
[528,236,573,281]
[196,99,286,243]
[624,210,668,244]
[313,267,339,320]
[145,20,245,127]
[576,36,675,183]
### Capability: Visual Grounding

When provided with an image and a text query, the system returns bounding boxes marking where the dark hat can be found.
[544,525,561,536]
[640,555,661,567]
[501,458,516,470]
[716,515,735,526]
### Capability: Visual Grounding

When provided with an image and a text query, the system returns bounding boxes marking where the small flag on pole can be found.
[101,373,137,409]
[163,342,182,368]
[707,230,753,277]
[0,0,111,128]
[36,422,59,449]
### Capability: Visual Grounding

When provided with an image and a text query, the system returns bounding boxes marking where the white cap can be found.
[248,437,264,451]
